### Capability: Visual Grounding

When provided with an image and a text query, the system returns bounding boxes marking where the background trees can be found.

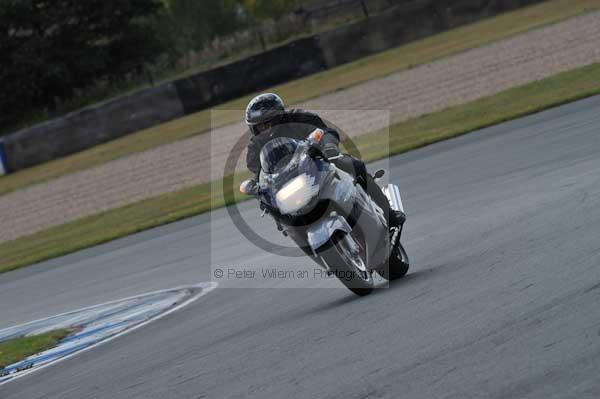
[0,0,298,132]
[0,0,164,128]
[241,0,296,20]
[152,0,244,60]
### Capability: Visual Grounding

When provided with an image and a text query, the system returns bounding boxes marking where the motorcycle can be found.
[240,129,409,296]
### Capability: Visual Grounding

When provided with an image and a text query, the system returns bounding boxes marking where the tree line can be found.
[0,0,295,132]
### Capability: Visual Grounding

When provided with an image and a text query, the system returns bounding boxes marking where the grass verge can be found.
[0,329,71,369]
[0,0,598,196]
[1,63,600,274]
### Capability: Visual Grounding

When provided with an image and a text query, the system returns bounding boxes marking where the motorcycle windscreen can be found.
[258,138,324,213]
[259,137,301,174]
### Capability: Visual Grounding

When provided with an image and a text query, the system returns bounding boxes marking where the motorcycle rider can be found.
[241,93,405,228]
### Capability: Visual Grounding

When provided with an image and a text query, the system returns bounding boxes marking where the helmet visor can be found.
[250,121,272,136]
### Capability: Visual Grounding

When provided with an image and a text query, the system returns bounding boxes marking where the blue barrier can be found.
[0,139,8,175]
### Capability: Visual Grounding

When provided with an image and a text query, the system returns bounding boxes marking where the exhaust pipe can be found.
[385,184,404,213]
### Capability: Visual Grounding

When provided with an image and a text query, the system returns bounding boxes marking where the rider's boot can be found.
[370,169,405,229]
[390,209,406,228]
[364,173,405,229]
[330,155,405,229]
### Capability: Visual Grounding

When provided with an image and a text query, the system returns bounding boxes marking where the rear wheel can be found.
[321,231,373,296]
[377,242,409,281]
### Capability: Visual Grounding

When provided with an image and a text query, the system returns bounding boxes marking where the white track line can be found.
[0,282,218,387]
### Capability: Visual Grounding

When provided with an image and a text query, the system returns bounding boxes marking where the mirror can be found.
[373,169,385,179]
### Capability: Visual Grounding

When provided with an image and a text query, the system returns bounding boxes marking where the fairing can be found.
[258,138,329,215]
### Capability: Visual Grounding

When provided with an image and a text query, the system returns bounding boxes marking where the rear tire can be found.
[377,242,409,281]
[321,232,374,296]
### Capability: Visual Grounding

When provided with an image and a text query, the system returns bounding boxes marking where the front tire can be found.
[321,231,374,296]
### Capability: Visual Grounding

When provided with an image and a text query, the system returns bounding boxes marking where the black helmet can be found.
[245,93,285,136]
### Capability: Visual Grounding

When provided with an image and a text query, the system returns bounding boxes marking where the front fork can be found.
[384,183,405,251]
[390,225,402,252]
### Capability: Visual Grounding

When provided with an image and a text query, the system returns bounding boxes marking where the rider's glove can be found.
[240,178,258,196]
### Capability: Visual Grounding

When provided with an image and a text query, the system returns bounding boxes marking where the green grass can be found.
[0,329,72,369]
[0,0,598,196]
[1,62,600,274]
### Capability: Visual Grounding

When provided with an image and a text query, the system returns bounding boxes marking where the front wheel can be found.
[321,231,373,296]
[377,242,410,281]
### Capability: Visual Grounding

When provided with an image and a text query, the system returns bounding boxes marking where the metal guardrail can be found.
[297,0,370,16]
[295,0,415,19]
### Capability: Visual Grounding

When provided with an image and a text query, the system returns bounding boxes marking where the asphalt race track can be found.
[1,96,600,398]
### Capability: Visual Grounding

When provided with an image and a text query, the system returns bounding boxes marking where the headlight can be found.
[275,174,319,214]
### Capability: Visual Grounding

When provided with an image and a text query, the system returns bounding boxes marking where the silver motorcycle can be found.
[241,130,409,296]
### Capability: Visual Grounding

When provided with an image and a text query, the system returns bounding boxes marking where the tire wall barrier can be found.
[2,0,546,173]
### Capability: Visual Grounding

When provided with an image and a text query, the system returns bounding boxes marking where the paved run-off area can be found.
[2,11,600,243]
